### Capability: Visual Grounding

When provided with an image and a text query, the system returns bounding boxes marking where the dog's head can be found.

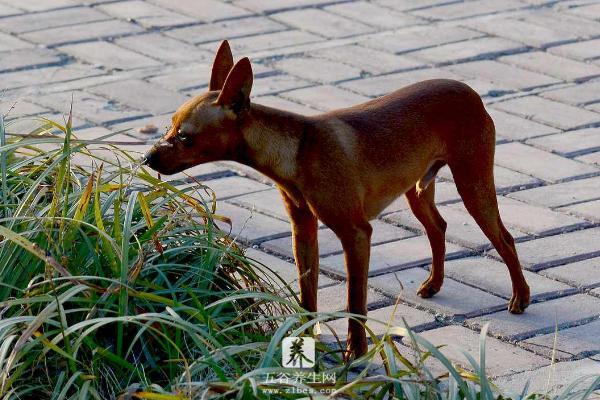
[143,40,253,175]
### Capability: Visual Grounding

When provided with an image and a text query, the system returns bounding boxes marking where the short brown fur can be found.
[144,41,531,359]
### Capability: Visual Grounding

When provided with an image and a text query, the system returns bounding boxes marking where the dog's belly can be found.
[362,161,440,220]
[363,178,417,219]
[364,193,404,220]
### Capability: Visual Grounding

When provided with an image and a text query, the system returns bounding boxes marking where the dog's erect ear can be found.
[215,57,253,114]
[209,40,234,91]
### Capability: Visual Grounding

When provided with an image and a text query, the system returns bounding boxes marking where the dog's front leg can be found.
[336,221,372,359]
[280,190,319,312]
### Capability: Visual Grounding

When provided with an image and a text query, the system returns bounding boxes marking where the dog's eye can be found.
[178,133,193,146]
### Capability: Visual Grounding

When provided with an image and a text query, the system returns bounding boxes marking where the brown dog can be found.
[144,40,530,358]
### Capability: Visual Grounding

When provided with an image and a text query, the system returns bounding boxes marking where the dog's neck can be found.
[237,103,309,183]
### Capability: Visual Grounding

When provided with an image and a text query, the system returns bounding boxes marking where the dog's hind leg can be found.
[448,120,530,313]
[405,182,447,298]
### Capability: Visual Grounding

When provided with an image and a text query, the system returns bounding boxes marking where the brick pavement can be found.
[1,0,599,390]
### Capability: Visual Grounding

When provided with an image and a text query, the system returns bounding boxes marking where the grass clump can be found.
[0,112,296,398]
[1,111,599,399]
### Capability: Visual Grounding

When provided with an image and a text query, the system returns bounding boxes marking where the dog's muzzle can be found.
[142,149,158,168]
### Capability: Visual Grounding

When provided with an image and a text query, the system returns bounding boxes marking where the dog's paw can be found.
[417,280,441,298]
[508,291,530,314]
[345,327,368,362]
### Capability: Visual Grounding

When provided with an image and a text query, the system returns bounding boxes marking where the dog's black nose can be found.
[142,150,157,167]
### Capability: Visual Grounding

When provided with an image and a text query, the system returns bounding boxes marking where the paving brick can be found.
[541,257,600,289]
[438,164,541,193]
[427,180,464,204]
[317,283,391,313]
[262,220,415,258]
[464,77,514,98]
[281,85,371,111]
[527,128,600,157]
[370,267,506,316]
[147,64,213,92]
[541,80,600,106]
[448,60,560,91]
[414,326,549,377]
[492,96,600,130]
[560,199,600,222]
[410,0,527,20]
[0,31,32,52]
[66,126,150,165]
[34,90,148,125]
[410,37,527,65]
[385,204,528,250]
[244,248,336,293]
[72,126,140,143]
[586,102,600,113]
[254,95,321,116]
[577,151,600,167]
[491,227,600,270]
[0,0,79,12]
[31,72,133,94]
[487,108,558,141]
[494,196,589,236]
[228,188,289,221]
[548,38,600,61]
[116,33,213,65]
[0,3,20,17]
[0,7,108,34]
[495,358,600,394]
[3,112,86,140]
[21,19,144,46]
[499,52,600,82]
[310,45,423,75]
[203,30,322,54]
[165,16,286,45]
[262,228,342,258]
[321,303,437,343]
[272,56,363,83]
[468,294,600,340]
[360,26,483,54]
[214,202,291,243]
[148,63,273,93]
[201,176,272,200]
[325,2,424,29]
[371,0,457,11]
[340,68,464,97]
[251,74,312,96]
[2,100,49,119]
[509,176,600,208]
[567,2,600,19]
[444,256,573,301]
[110,113,172,140]
[148,0,250,21]
[90,79,190,115]
[271,9,374,39]
[321,237,469,277]
[1,63,102,90]
[524,11,600,40]
[495,142,598,183]
[59,41,161,70]
[0,48,62,72]
[97,0,195,29]
[465,18,578,48]
[232,0,335,13]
